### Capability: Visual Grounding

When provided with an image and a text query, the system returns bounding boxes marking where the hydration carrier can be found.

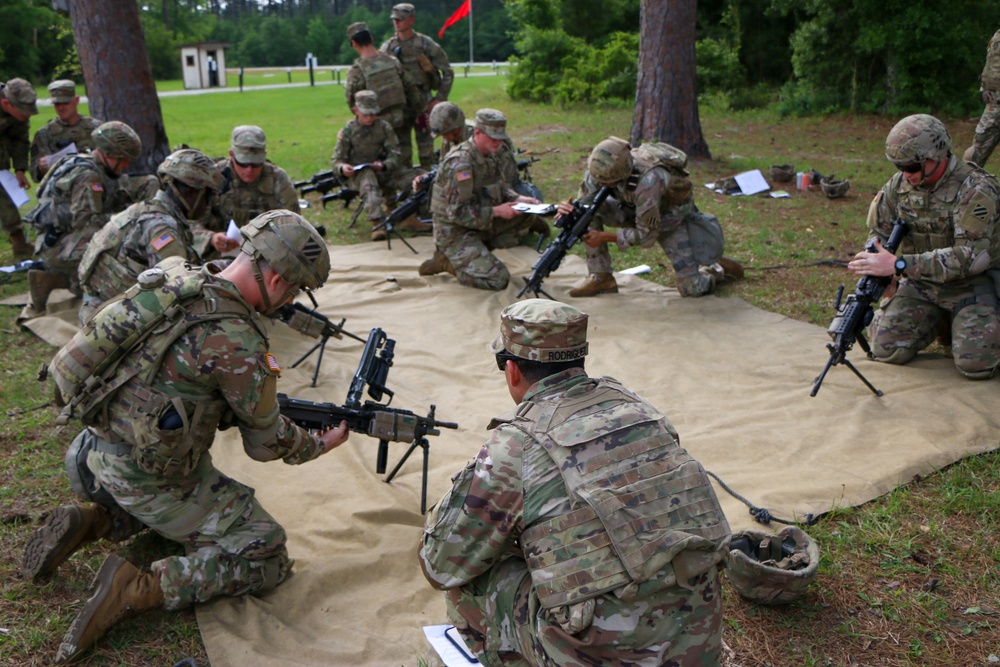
[627,142,693,208]
[23,154,99,232]
[360,55,407,109]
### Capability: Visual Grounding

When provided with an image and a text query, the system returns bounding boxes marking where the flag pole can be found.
[468,0,474,64]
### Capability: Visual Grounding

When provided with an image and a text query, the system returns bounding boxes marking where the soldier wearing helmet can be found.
[0,77,39,258]
[420,299,730,666]
[24,210,344,664]
[21,120,146,312]
[557,136,742,298]
[29,79,102,183]
[77,147,239,323]
[963,29,1000,168]
[847,114,1000,379]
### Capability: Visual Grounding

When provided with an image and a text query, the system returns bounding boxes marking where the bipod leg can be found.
[383,222,418,254]
[289,336,328,387]
[347,196,365,229]
[840,357,883,397]
[810,350,838,397]
[385,436,430,513]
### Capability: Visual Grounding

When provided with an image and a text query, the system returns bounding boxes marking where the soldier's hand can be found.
[582,230,615,248]
[211,232,239,253]
[555,199,575,220]
[847,238,896,277]
[15,170,30,190]
[343,165,356,176]
[493,202,518,220]
[319,420,349,454]
[372,161,383,173]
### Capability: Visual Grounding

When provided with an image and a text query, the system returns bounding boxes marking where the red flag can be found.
[438,0,471,38]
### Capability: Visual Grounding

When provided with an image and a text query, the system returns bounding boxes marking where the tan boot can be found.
[418,249,456,276]
[55,555,164,664]
[28,269,68,311]
[9,228,32,259]
[371,221,388,242]
[717,256,744,281]
[397,214,433,233]
[568,272,618,297]
[23,504,113,581]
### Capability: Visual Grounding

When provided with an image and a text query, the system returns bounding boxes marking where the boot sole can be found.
[55,554,127,665]
[22,506,84,581]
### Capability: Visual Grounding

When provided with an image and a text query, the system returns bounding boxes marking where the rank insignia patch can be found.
[266,353,281,373]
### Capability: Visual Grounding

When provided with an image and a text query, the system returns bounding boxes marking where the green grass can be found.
[1,76,998,666]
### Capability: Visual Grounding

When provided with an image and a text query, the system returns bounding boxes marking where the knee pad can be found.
[874,346,918,365]
[955,362,997,380]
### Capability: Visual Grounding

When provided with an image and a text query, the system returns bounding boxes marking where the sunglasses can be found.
[495,352,519,372]
[234,158,263,169]
[894,162,923,174]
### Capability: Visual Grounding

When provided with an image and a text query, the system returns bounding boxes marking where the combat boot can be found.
[397,214,433,234]
[55,554,164,664]
[568,272,618,297]
[717,256,744,281]
[418,249,456,277]
[28,269,68,311]
[371,221,388,242]
[9,228,32,259]
[23,504,113,581]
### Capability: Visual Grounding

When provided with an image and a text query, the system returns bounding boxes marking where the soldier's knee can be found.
[248,548,291,596]
[954,358,998,380]
[872,346,918,365]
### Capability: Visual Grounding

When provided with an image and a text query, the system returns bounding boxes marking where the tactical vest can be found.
[509,376,730,609]
[217,161,278,226]
[628,143,693,208]
[358,55,407,110]
[384,33,440,92]
[888,161,974,255]
[24,154,102,232]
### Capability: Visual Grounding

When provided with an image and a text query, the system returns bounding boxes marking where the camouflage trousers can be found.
[434,215,539,291]
[0,184,23,236]
[446,557,724,667]
[400,109,436,171]
[349,169,396,226]
[585,207,715,297]
[87,445,292,610]
[35,226,98,294]
[868,279,1000,379]
[969,92,1000,168]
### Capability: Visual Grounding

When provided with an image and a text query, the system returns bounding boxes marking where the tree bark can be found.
[630,0,710,159]
[69,0,170,173]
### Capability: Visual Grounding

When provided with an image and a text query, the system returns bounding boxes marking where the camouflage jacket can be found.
[439,124,517,187]
[430,137,517,232]
[331,118,401,176]
[80,190,212,300]
[72,262,323,477]
[29,115,102,182]
[0,104,30,172]
[867,155,1000,289]
[420,368,730,665]
[345,52,424,122]
[379,31,454,103]
[201,158,300,231]
[981,29,1000,91]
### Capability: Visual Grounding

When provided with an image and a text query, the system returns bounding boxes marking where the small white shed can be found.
[179,42,230,90]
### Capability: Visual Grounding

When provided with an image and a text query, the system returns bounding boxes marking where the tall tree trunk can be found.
[162,0,170,29]
[68,0,170,173]
[630,0,710,159]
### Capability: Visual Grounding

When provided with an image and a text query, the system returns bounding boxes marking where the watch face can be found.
[895,258,906,272]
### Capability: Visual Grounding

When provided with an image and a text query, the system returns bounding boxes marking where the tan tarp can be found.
[15,236,1000,666]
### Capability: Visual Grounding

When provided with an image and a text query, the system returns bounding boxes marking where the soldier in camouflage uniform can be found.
[23,211,348,664]
[0,78,39,257]
[332,90,404,241]
[345,22,424,166]
[562,136,742,298]
[963,29,1000,169]
[421,109,546,290]
[380,3,454,170]
[419,299,731,667]
[23,121,142,311]
[29,80,102,183]
[78,148,238,324]
[848,114,1000,379]
[200,125,300,232]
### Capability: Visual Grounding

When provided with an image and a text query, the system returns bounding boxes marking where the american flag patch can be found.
[151,232,175,251]
[972,203,989,220]
[90,183,104,192]
[266,353,281,373]
[456,170,472,182]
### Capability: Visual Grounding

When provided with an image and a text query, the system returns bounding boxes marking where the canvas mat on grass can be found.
[11,236,1000,666]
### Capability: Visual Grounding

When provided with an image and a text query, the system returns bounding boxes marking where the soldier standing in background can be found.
[345,21,424,166]
[0,78,39,258]
[964,28,1000,169]
[419,299,731,667]
[380,3,454,170]
[29,80,102,183]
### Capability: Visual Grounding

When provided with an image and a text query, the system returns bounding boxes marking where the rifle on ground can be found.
[321,187,359,210]
[300,178,339,196]
[0,258,44,285]
[811,220,909,397]
[517,186,612,299]
[294,170,335,191]
[278,327,458,513]
[274,300,366,387]
[374,169,436,255]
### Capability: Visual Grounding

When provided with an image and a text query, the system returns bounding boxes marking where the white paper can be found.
[423,624,480,666]
[49,141,78,163]
[0,170,30,208]
[512,203,556,215]
[734,169,770,196]
[226,219,241,242]
[620,263,651,275]
[769,190,792,199]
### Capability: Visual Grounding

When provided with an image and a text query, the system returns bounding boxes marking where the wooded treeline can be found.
[2,0,999,116]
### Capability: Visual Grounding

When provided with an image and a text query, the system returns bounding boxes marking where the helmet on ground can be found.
[768,164,795,183]
[240,210,330,290]
[820,175,850,199]
[885,114,951,165]
[157,148,223,191]
[587,136,633,184]
[725,525,819,605]
[92,121,142,160]
[429,102,465,137]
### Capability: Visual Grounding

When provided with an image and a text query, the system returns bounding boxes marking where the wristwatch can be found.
[894,257,907,276]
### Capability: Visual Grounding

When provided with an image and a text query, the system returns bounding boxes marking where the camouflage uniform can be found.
[866,155,1000,378]
[0,79,37,239]
[967,29,1000,168]
[420,299,731,667]
[24,152,133,291]
[59,260,326,610]
[29,80,102,183]
[332,116,402,227]
[380,4,454,169]
[203,160,300,231]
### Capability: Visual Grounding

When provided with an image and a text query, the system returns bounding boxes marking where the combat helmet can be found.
[885,114,952,165]
[158,148,223,191]
[429,102,465,137]
[240,210,330,291]
[92,121,142,160]
[820,175,850,199]
[588,137,634,184]
[768,164,795,183]
[725,525,820,605]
